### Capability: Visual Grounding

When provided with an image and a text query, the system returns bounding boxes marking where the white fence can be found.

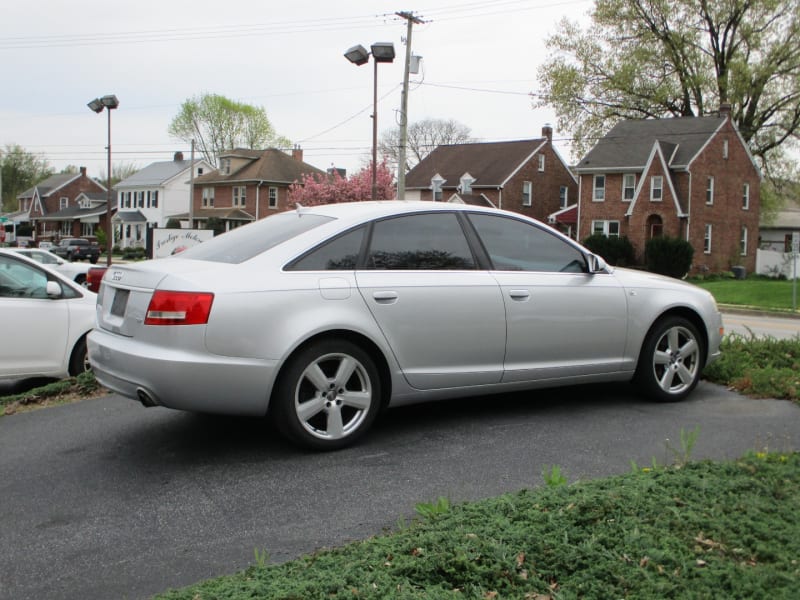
[756,249,800,279]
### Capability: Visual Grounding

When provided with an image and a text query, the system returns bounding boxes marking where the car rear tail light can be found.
[144,291,214,325]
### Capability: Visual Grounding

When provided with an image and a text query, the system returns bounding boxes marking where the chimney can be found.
[719,103,732,120]
[291,145,303,163]
[174,151,184,162]
[80,166,87,177]
[542,123,553,142]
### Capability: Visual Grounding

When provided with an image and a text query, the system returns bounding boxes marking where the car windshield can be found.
[175,211,334,264]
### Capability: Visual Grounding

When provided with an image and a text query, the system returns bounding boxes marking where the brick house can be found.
[187,147,324,230]
[16,167,109,243]
[404,126,579,232]
[575,105,761,273]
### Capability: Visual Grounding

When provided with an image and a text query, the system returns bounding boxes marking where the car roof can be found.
[0,248,85,290]
[301,200,495,217]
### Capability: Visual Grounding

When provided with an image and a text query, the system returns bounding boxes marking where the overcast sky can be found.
[0,0,593,178]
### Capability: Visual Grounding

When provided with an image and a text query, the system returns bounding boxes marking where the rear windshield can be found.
[174,211,333,264]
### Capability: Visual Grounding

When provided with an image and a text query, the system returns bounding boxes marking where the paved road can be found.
[722,311,800,339]
[1,382,799,600]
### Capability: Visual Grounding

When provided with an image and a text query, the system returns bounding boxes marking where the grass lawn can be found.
[692,277,800,312]
[155,452,800,599]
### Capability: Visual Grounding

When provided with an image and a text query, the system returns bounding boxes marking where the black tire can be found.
[271,339,381,451]
[75,274,87,286]
[68,336,90,377]
[636,316,704,402]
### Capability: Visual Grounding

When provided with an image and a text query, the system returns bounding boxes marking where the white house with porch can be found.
[113,152,212,248]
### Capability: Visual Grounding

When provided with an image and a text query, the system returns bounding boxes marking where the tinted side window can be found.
[287,227,365,271]
[366,213,476,270]
[469,214,587,273]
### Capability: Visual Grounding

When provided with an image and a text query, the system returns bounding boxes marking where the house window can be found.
[650,176,663,201]
[623,174,636,201]
[559,186,568,209]
[82,223,94,237]
[125,192,132,208]
[138,191,145,208]
[202,187,215,207]
[60,222,71,235]
[152,190,158,208]
[269,187,278,209]
[459,174,474,194]
[538,154,545,172]
[742,183,750,210]
[706,176,714,205]
[740,226,748,256]
[704,224,712,254]
[592,220,620,238]
[60,197,69,209]
[522,181,532,206]
[197,167,204,176]
[593,175,605,201]
[431,176,444,201]
[220,159,231,175]
[723,139,729,159]
[233,186,247,207]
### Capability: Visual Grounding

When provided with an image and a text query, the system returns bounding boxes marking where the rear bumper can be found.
[87,329,279,416]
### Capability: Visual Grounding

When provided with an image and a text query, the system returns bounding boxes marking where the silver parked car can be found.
[88,202,723,450]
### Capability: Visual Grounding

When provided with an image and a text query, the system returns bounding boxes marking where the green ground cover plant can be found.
[155,452,799,599]
[692,277,798,312]
[704,333,800,402]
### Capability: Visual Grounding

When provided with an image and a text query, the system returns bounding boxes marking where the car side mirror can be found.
[587,253,609,274]
[46,280,62,298]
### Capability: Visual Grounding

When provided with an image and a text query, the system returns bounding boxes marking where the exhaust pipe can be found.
[136,388,158,408]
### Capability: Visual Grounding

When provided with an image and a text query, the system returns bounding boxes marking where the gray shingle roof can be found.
[405,139,546,189]
[18,173,79,199]
[576,115,727,171]
[115,159,201,188]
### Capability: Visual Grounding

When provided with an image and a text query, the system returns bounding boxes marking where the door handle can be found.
[373,291,399,304]
[508,289,531,301]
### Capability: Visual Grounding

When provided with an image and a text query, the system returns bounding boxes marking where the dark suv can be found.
[52,238,101,263]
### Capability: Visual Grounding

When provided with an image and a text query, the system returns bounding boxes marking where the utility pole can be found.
[396,11,425,200]
[189,139,195,229]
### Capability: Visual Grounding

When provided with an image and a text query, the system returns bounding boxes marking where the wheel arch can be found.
[638,307,709,370]
[268,329,393,416]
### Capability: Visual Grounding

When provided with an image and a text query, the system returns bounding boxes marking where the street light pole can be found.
[88,95,119,267]
[345,42,395,201]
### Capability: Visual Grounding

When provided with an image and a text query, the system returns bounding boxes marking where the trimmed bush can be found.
[581,234,636,266]
[645,236,694,278]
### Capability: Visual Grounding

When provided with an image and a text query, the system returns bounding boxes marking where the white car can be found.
[0,249,97,380]
[10,248,90,286]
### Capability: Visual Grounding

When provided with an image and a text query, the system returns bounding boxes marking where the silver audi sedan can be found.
[88,202,723,450]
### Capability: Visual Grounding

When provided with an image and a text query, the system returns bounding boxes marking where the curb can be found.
[719,304,800,319]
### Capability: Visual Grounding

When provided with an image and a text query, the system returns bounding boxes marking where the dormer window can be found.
[459,173,474,194]
[80,197,91,209]
[220,159,231,175]
[431,175,445,202]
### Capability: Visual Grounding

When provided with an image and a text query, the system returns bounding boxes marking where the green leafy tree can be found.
[379,118,473,173]
[536,0,800,173]
[168,93,291,167]
[0,144,53,212]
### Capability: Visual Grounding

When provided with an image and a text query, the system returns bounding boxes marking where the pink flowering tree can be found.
[288,161,395,207]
